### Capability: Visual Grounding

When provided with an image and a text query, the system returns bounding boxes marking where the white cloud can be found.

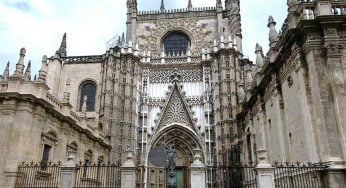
[0,0,287,76]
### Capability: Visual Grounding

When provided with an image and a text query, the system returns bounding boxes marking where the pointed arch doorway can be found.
[146,82,205,188]
[148,124,204,188]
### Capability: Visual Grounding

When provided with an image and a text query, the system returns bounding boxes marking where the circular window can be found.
[163,31,190,55]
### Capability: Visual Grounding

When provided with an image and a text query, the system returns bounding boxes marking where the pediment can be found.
[154,83,199,134]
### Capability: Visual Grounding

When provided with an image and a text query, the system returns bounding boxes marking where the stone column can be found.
[190,153,206,188]
[256,149,275,188]
[59,151,76,188]
[121,149,137,188]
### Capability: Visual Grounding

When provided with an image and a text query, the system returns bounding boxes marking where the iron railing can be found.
[216,163,257,188]
[74,161,121,188]
[273,162,328,188]
[15,161,61,188]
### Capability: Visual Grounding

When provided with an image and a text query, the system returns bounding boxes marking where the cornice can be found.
[0,92,111,149]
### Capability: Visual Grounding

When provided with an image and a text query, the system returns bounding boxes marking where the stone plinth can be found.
[256,162,275,188]
[59,154,76,188]
[190,153,206,188]
[120,167,137,188]
[121,149,137,188]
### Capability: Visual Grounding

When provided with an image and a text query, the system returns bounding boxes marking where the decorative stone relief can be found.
[149,69,203,83]
[162,89,190,125]
[137,18,215,55]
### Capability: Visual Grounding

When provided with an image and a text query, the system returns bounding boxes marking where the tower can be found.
[99,42,140,163]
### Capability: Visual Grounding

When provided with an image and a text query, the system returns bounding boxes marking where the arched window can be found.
[163,31,190,55]
[79,81,96,112]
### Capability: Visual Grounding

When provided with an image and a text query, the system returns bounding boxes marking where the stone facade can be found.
[0,0,345,187]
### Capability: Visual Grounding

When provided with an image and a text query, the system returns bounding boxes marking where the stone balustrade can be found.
[298,0,346,20]
[46,93,63,109]
[137,7,217,21]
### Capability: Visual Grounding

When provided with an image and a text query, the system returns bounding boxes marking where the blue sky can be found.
[0,0,286,76]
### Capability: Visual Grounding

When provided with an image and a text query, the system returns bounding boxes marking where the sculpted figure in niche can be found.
[166,144,177,172]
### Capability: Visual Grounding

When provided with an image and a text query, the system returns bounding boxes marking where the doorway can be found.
[169,167,188,188]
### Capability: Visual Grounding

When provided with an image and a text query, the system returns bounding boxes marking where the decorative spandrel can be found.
[162,89,189,126]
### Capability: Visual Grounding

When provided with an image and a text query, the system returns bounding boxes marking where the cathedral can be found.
[0,0,345,187]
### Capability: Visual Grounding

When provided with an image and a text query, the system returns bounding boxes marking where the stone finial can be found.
[13,47,26,77]
[213,39,218,52]
[238,84,245,102]
[128,40,133,53]
[2,61,10,80]
[81,95,88,118]
[134,43,139,56]
[245,66,253,89]
[38,55,48,82]
[268,16,279,43]
[23,60,31,81]
[62,79,71,104]
[255,43,264,70]
[228,35,234,48]
[188,0,193,10]
[160,0,165,13]
[123,146,135,167]
[220,35,225,48]
[121,32,125,43]
[56,33,67,57]
[187,48,192,63]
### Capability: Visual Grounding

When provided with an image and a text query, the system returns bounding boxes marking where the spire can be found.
[188,0,193,10]
[268,16,279,43]
[255,43,264,70]
[13,47,26,77]
[160,0,165,13]
[23,60,31,81]
[38,55,48,82]
[2,61,10,80]
[121,32,125,43]
[56,33,67,57]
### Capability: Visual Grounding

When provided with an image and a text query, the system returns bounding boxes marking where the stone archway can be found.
[147,124,204,188]
[150,124,204,166]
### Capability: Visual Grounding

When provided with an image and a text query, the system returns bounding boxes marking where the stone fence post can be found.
[327,160,346,188]
[121,149,137,188]
[190,152,206,188]
[59,151,76,188]
[256,149,275,188]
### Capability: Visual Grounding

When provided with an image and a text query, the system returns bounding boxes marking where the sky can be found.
[0,0,287,76]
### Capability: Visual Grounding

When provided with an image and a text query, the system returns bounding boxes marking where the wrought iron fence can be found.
[74,161,121,188]
[273,162,328,188]
[216,163,257,188]
[15,161,61,188]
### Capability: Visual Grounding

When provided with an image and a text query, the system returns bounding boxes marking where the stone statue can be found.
[166,144,176,172]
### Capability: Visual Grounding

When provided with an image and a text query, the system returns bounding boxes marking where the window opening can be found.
[79,82,96,111]
[163,31,190,55]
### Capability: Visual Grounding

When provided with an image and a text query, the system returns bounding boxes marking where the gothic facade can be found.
[0,0,345,187]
